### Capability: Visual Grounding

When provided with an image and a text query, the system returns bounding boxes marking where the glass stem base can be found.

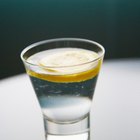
[43,114,90,140]
[46,132,89,140]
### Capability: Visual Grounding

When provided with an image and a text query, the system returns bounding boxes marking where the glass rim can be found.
[21,38,105,68]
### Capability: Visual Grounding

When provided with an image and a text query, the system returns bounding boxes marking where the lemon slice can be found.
[27,48,102,82]
[39,49,98,75]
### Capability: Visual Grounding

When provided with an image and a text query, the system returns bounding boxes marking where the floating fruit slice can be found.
[39,49,98,75]
[27,48,102,83]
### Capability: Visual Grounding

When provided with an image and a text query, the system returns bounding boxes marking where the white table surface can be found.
[0,59,140,140]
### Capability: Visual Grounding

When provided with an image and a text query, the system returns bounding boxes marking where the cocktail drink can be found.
[21,38,105,140]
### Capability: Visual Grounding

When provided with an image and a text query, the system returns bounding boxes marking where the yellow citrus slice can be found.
[27,48,102,83]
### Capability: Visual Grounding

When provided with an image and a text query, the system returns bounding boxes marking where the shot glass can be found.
[21,38,105,140]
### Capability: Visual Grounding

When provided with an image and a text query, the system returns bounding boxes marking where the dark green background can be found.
[0,0,140,79]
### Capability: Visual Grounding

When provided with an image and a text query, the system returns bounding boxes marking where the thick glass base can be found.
[44,114,90,140]
[46,132,89,140]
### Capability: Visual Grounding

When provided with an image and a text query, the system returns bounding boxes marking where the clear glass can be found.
[21,38,105,140]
